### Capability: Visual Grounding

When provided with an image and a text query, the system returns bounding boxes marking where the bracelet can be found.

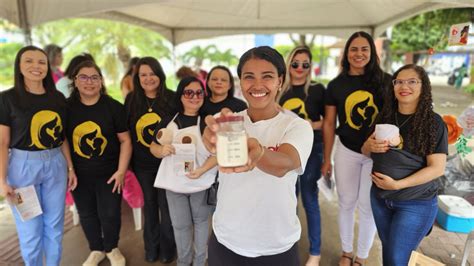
[67,167,74,172]
[255,144,265,164]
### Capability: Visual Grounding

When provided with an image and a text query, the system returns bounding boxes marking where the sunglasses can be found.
[182,89,204,99]
[291,62,311,69]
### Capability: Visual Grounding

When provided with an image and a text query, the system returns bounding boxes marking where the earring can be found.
[278,87,282,92]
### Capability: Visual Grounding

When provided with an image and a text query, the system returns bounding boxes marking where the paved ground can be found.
[0,83,472,266]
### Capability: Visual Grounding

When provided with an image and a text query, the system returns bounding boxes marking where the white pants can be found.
[334,140,376,259]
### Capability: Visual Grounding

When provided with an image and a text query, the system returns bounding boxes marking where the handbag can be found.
[206,172,219,206]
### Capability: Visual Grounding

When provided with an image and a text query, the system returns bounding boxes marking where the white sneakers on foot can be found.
[106,248,126,266]
[82,251,105,266]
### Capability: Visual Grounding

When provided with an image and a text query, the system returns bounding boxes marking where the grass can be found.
[464,83,474,95]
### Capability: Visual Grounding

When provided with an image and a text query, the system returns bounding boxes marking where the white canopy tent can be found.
[1,0,473,45]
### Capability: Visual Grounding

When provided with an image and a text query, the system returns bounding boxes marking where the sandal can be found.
[353,258,364,266]
[339,254,353,266]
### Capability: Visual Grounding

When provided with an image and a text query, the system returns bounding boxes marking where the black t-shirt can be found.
[0,88,66,150]
[124,94,174,171]
[325,73,391,153]
[372,112,448,201]
[279,83,325,143]
[200,97,247,117]
[152,113,206,144]
[66,95,128,177]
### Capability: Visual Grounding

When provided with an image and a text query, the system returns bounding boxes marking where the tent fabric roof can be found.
[1,0,474,45]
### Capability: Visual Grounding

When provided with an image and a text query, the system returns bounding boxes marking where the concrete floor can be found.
[1,195,472,266]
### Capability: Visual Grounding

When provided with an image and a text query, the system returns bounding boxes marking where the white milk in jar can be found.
[216,116,248,167]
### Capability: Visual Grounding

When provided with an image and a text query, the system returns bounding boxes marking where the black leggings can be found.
[73,175,122,253]
[208,232,300,266]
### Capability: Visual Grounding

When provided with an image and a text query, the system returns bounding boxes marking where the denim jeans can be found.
[299,142,323,256]
[370,187,438,266]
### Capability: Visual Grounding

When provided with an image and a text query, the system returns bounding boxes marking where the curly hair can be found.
[376,64,437,156]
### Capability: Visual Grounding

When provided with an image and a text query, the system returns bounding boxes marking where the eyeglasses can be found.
[182,89,204,99]
[76,74,102,83]
[392,78,422,87]
[291,62,311,69]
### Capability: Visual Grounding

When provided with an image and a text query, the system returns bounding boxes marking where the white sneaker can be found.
[82,251,105,266]
[106,248,126,266]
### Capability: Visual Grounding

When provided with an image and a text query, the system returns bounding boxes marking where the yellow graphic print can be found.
[29,110,63,149]
[72,121,108,159]
[398,135,404,149]
[136,113,161,148]
[282,98,308,119]
[344,90,378,130]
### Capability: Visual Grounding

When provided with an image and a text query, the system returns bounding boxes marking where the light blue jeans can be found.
[8,148,67,266]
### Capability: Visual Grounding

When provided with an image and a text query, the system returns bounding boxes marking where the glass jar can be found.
[216,115,248,167]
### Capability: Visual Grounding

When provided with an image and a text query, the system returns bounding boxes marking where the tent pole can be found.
[17,0,32,45]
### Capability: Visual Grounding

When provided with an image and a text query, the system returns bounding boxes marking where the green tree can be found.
[33,18,172,83]
[0,42,23,87]
[209,48,238,66]
[274,44,329,63]
[391,8,473,55]
[180,45,217,67]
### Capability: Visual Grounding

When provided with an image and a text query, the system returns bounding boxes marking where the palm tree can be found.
[180,45,217,68]
[33,18,171,83]
[209,48,238,66]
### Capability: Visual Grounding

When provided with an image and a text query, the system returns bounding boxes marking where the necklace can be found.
[395,112,413,129]
[145,97,157,112]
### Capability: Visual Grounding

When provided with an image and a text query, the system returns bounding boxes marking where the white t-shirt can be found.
[213,110,313,257]
[56,77,72,97]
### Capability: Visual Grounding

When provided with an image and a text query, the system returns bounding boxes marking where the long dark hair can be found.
[122,57,139,79]
[237,46,286,99]
[69,60,107,102]
[205,65,235,100]
[128,57,170,122]
[64,53,94,79]
[340,31,387,91]
[376,64,436,156]
[13,45,60,109]
[175,76,205,113]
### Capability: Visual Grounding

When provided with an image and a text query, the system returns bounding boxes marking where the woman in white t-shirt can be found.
[203,46,313,266]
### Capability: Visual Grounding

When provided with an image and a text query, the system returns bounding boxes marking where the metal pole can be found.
[17,0,32,45]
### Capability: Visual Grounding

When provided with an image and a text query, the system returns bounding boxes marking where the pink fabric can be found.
[122,170,144,208]
[65,190,74,206]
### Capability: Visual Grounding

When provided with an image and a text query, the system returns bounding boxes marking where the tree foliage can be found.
[180,45,238,67]
[0,42,23,86]
[391,8,473,53]
[274,44,329,63]
[33,18,171,83]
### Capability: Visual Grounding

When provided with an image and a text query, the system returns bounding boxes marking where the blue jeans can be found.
[299,142,323,256]
[370,187,437,266]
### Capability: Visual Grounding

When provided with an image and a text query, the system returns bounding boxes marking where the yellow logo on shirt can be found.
[345,90,378,130]
[72,121,108,159]
[282,98,308,119]
[29,110,63,149]
[135,113,161,148]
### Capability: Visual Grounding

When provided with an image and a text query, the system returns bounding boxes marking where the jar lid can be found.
[216,115,244,123]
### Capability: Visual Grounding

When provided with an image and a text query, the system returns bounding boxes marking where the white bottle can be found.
[216,116,248,167]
